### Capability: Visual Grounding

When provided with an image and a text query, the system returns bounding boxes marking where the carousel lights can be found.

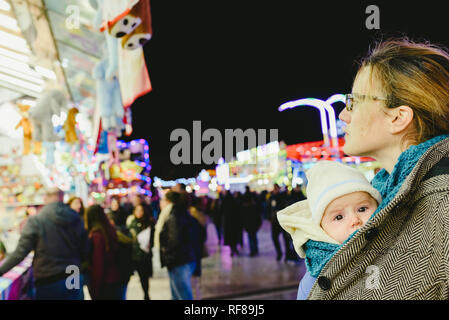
[0,0,11,11]
[0,73,43,93]
[279,98,329,138]
[35,65,57,80]
[0,13,20,32]
[0,30,31,54]
[278,94,346,148]
[0,47,29,63]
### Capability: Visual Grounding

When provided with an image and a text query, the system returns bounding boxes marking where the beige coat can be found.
[308,138,449,300]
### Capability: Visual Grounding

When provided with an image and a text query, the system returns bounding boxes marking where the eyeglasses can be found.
[345,93,388,111]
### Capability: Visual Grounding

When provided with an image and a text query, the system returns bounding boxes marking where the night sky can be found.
[124,0,449,180]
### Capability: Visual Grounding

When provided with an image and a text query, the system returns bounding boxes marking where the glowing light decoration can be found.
[279,94,346,148]
[117,138,151,171]
[279,98,329,144]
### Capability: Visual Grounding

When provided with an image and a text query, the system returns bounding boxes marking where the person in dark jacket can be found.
[0,188,90,300]
[127,204,154,300]
[209,197,223,245]
[268,184,297,262]
[241,187,262,257]
[189,196,208,300]
[156,191,200,300]
[109,195,129,227]
[85,205,122,300]
[288,185,306,205]
[221,190,243,256]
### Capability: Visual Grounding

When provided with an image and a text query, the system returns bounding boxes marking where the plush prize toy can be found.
[91,0,119,80]
[98,0,152,50]
[100,0,141,38]
[92,47,125,136]
[29,88,67,154]
[63,107,79,144]
[120,0,152,50]
[15,104,33,155]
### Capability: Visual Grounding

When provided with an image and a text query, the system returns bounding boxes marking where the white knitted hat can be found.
[306,160,382,226]
[277,160,382,258]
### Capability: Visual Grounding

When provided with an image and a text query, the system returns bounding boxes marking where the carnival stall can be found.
[286,138,381,185]
[214,141,291,193]
[0,0,154,300]
[88,138,152,205]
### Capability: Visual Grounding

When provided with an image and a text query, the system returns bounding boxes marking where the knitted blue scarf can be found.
[305,135,449,277]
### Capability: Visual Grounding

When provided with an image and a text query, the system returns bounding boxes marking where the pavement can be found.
[84,219,305,300]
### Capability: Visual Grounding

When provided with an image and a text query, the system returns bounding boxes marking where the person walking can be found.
[189,196,208,300]
[209,196,223,245]
[0,188,90,300]
[85,205,122,300]
[127,204,154,300]
[269,184,296,262]
[155,191,200,300]
[307,38,449,299]
[241,187,262,257]
[221,190,243,256]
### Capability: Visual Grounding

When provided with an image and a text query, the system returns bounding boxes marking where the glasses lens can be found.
[345,94,353,111]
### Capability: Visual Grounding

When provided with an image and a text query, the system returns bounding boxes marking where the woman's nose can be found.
[339,108,350,123]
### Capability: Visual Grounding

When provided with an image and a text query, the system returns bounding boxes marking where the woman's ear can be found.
[388,105,414,134]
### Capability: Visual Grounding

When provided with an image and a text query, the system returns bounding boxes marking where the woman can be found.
[68,196,85,219]
[109,195,129,227]
[154,191,200,300]
[127,204,154,300]
[306,38,449,300]
[85,205,122,300]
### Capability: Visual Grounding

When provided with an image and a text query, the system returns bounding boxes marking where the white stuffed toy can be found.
[29,88,67,155]
[91,0,125,136]
[92,50,125,136]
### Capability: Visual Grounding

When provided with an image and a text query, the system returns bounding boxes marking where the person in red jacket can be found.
[85,205,122,300]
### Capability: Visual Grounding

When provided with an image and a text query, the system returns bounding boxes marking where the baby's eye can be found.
[334,214,343,221]
[358,206,368,213]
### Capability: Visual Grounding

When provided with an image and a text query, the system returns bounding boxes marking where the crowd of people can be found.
[0,181,306,300]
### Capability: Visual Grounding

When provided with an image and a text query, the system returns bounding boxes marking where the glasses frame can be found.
[345,93,389,111]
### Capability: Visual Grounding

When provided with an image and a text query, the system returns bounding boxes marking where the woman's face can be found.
[111,199,119,211]
[70,198,82,213]
[134,205,144,219]
[339,66,392,158]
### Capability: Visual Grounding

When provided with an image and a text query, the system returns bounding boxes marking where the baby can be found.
[277,160,382,299]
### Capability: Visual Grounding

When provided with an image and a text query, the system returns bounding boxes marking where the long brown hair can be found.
[67,196,84,217]
[358,37,449,146]
[85,205,117,252]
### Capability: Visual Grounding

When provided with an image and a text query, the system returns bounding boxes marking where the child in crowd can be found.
[277,160,382,299]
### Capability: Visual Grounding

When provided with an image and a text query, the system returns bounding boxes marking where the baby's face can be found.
[320,191,378,243]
